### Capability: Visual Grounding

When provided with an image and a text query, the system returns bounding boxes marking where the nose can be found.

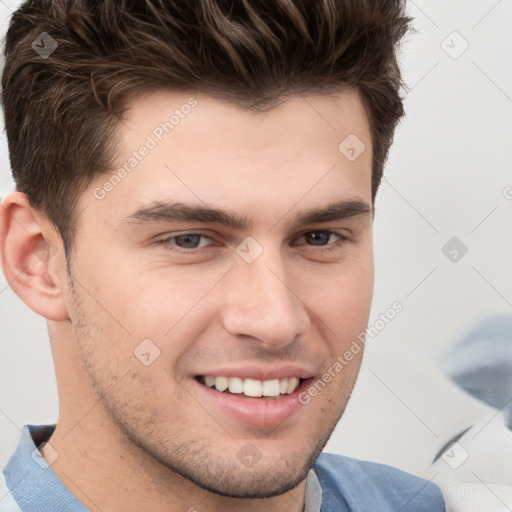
[220,244,310,349]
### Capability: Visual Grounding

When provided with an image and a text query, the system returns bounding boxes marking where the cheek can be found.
[303,262,373,335]
[71,288,176,408]
[98,260,222,336]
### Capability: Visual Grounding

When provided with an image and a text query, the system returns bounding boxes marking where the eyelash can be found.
[154,230,348,253]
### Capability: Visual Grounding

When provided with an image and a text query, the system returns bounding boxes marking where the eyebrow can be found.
[124,199,372,230]
[296,199,372,225]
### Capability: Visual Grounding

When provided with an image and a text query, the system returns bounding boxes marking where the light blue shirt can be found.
[1,424,445,511]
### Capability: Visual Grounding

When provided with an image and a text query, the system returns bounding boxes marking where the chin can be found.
[174,454,314,499]
[135,432,325,499]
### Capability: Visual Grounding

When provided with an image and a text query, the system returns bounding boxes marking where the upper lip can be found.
[195,364,315,381]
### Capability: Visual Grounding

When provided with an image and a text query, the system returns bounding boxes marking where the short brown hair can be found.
[2,0,410,256]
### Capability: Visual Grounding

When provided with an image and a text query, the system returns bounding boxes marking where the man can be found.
[0,1,446,511]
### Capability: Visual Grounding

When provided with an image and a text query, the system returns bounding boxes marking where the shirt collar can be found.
[304,467,323,512]
[3,424,88,512]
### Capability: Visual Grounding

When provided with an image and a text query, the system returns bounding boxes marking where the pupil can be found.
[176,234,200,248]
[306,231,329,245]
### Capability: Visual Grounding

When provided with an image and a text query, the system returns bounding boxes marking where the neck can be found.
[42,407,307,512]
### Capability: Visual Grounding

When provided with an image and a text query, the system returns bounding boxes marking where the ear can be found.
[0,191,70,321]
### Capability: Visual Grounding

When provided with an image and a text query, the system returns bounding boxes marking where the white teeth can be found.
[244,378,263,397]
[228,377,244,394]
[214,376,229,392]
[287,377,299,394]
[262,379,280,397]
[203,375,301,397]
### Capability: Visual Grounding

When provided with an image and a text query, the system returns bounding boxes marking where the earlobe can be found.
[0,191,70,321]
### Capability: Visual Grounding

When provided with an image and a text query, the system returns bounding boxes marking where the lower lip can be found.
[191,378,313,427]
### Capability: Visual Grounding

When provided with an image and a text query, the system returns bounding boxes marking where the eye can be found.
[156,232,214,250]
[291,230,347,250]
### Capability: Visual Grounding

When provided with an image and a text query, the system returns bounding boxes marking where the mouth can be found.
[191,365,315,426]
[196,375,303,400]
[192,374,313,426]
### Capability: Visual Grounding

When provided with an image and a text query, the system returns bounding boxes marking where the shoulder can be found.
[313,453,446,512]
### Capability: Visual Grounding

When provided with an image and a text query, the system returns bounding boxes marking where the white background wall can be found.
[1,0,511,475]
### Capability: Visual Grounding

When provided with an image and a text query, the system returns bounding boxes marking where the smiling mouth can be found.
[196,375,303,399]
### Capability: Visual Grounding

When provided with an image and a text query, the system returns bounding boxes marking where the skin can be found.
[0,89,374,512]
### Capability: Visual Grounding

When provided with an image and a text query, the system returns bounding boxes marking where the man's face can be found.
[66,90,374,498]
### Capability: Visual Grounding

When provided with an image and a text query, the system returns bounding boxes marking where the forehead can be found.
[84,89,373,228]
